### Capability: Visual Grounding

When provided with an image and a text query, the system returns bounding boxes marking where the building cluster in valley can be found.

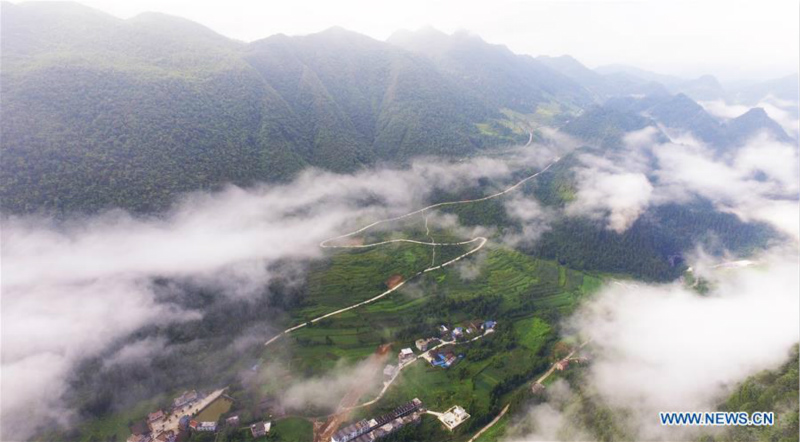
[126,388,271,442]
[330,397,474,442]
[384,319,497,378]
[332,398,424,442]
[127,320,497,442]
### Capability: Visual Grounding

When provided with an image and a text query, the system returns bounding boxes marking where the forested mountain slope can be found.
[388,27,595,113]
[0,3,527,214]
[2,2,793,215]
[1,2,306,213]
[245,27,498,163]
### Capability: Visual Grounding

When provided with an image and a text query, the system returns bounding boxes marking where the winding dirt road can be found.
[344,330,492,412]
[467,404,509,442]
[265,133,557,347]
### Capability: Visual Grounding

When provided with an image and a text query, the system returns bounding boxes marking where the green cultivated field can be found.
[69,227,603,442]
[258,242,600,440]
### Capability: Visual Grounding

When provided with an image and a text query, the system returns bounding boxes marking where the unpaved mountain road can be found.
[264,132,556,347]
[344,329,492,412]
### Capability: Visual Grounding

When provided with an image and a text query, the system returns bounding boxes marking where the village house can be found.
[531,383,546,394]
[483,320,497,331]
[178,415,191,430]
[429,349,458,368]
[250,421,271,438]
[398,348,415,363]
[196,422,217,432]
[555,359,570,371]
[438,405,470,430]
[451,327,464,340]
[129,421,150,437]
[369,411,423,440]
[172,390,200,409]
[332,419,372,442]
[147,410,166,432]
[154,430,176,442]
[383,364,397,378]
[333,398,423,442]
[226,415,240,426]
[414,338,433,351]
[126,434,151,442]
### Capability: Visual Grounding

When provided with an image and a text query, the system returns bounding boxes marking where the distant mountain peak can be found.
[310,26,378,43]
[539,54,579,62]
[416,25,448,37]
[127,11,234,42]
[727,106,793,144]
[670,93,704,109]
[319,25,349,34]
[737,107,769,119]
[389,26,492,47]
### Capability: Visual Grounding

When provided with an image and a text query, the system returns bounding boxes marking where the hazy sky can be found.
[57,0,799,83]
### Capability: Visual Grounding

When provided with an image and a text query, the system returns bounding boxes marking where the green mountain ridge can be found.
[0,2,510,213]
[388,27,595,113]
[1,2,794,215]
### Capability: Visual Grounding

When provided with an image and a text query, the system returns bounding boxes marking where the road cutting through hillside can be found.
[265,132,557,347]
[467,339,591,442]
[343,329,493,412]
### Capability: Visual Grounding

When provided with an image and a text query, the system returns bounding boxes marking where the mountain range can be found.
[1,1,796,214]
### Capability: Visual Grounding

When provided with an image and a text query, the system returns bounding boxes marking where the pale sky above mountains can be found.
[39,0,800,83]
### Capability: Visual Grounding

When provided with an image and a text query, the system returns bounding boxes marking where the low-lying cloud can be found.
[567,167,653,233]
[1,139,563,441]
[509,245,799,441]
[565,126,799,240]
[700,97,800,139]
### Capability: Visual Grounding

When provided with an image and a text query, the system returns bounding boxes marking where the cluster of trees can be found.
[529,202,774,282]
[706,345,799,442]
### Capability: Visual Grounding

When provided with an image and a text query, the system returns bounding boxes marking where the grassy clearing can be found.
[195,396,233,422]
[515,317,552,353]
[271,417,313,442]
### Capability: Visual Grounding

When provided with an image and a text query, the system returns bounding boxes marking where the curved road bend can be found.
[265,133,559,347]
[467,340,592,441]
[344,331,490,411]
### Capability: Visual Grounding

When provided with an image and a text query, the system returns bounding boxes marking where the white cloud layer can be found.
[565,127,799,240]
[1,141,563,441]
[701,98,800,139]
[508,246,799,441]
[573,247,799,440]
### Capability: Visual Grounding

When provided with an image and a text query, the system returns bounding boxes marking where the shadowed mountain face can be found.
[0,2,795,215]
